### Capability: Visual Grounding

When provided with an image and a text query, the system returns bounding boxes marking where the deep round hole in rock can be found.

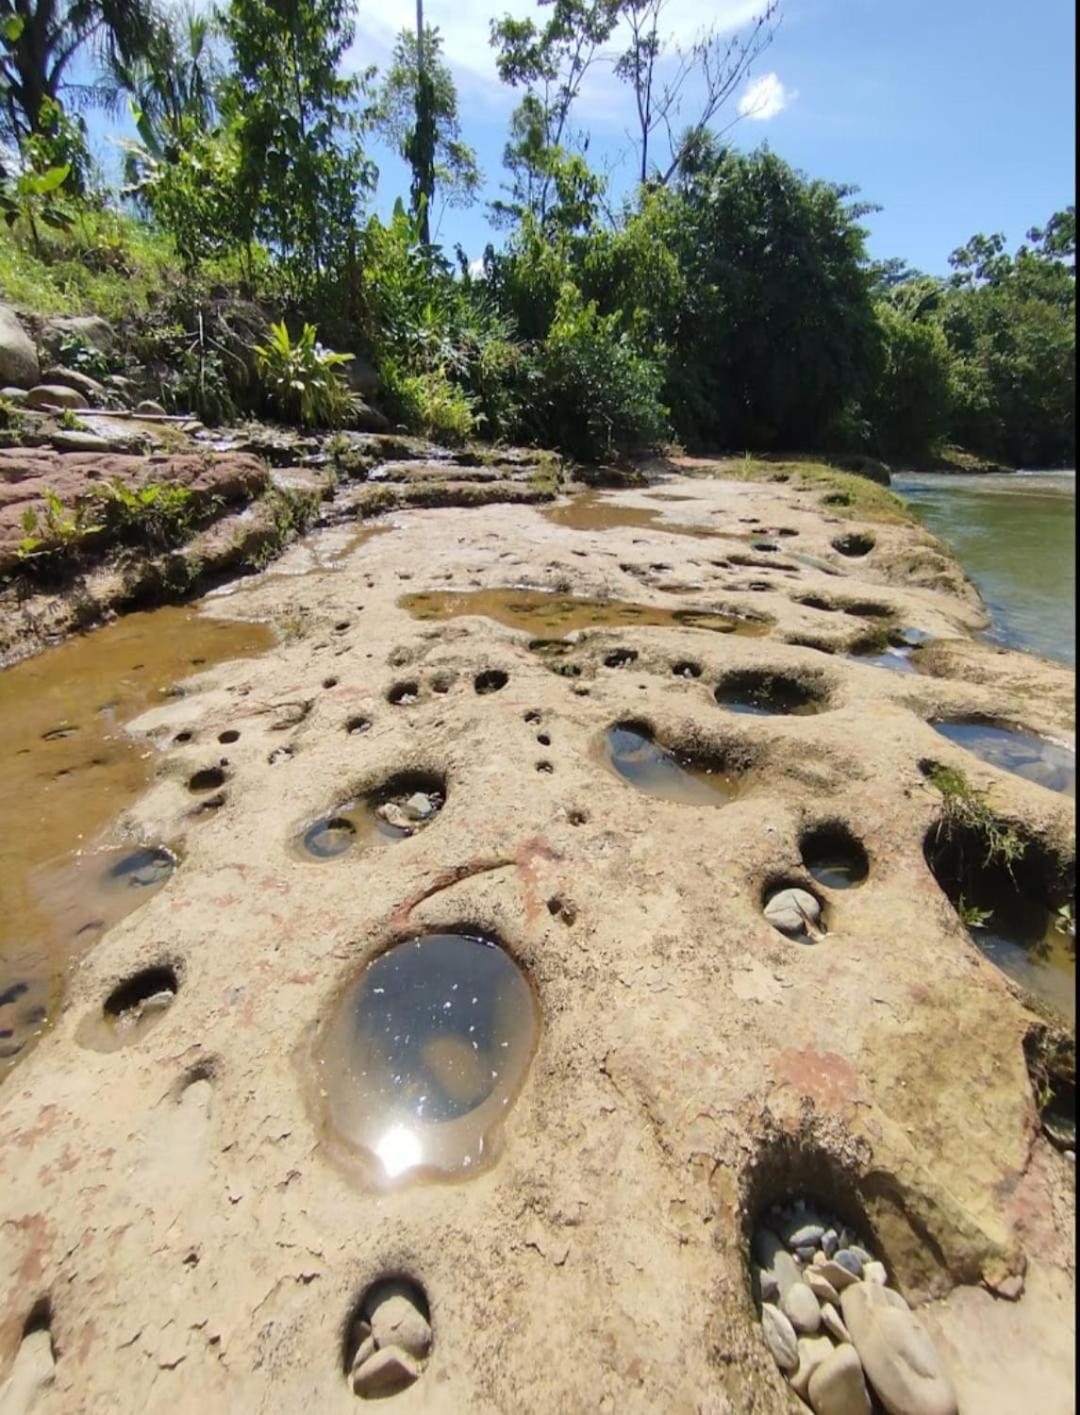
[762,880,827,941]
[343,1276,432,1398]
[98,964,178,1045]
[715,669,828,717]
[800,823,868,890]
[601,720,742,806]
[387,681,420,706]
[831,531,875,557]
[923,799,1074,1022]
[474,669,508,695]
[187,766,225,793]
[315,931,538,1185]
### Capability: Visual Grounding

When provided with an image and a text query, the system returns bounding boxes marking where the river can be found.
[892,470,1076,666]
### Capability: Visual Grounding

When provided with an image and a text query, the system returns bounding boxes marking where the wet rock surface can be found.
[0,466,1074,1412]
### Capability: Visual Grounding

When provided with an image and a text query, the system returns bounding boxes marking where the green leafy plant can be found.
[91,479,197,549]
[956,894,993,929]
[57,408,88,431]
[0,161,73,253]
[925,763,1027,873]
[252,321,358,427]
[17,489,103,561]
[57,332,111,379]
[0,397,24,431]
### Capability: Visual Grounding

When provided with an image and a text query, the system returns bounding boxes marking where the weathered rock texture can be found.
[0,468,1073,1413]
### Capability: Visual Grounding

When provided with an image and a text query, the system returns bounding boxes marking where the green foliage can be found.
[925,763,1027,874]
[57,331,110,377]
[252,320,358,427]
[0,396,23,430]
[956,894,993,929]
[382,363,475,443]
[538,281,668,459]
[865,300,953,460]
[91,478,197,548]
[220,0,376,302]
[57,407,87,430]
[17,488,103,561]
[377,26,481,236]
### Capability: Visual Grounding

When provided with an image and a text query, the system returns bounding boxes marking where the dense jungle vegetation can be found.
[1,0,1074,466]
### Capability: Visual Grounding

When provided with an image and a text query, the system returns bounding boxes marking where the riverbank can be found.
[0,455,1074,1413]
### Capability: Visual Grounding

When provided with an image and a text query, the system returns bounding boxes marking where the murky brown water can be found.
[0,608,273,1068]
[315,932,538,1186]
[541,491,747,541]
[601,724,739,807]
[399,588,769,637]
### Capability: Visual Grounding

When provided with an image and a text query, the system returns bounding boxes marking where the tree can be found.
[111,4,222,161]
[0,0,153,149]
[376,24,480,242]
[219,0,376,300]
[614,0,779,186]
[490,0,619,226]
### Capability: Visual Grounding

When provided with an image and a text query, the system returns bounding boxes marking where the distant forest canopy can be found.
[1,0,1074,465]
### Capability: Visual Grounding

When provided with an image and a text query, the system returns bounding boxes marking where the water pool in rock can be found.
[931,719,1075,797]
[399,588,769,637]
[601,723,739,807]
[0,607,272,1073]
[295,779,445,860]
[315,932,538,1185]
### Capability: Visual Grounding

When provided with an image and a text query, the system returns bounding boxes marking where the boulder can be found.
[1,387,28,405]
[807,1343,872,1415]
[0,305,40,389]
[40,314,117,358]
[41,367,106,401]
[344,354,380,400]
[25,385,89,412]
[840,1280,957,1415]
[135,399,167,416]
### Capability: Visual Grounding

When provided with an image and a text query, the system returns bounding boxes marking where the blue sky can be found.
[84,0,1075,275]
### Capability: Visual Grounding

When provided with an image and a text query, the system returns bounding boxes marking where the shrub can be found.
[537,282,668,460]
[252,320,358,427]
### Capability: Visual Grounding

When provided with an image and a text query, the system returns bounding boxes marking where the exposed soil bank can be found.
[0,458,1073,1413]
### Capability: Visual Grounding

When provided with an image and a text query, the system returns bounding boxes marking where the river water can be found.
[892,470,1076,666]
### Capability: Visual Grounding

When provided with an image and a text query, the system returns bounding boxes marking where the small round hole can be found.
[217,730,240,744]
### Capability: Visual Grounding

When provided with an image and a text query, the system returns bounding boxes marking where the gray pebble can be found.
[822,1229,839,1257]
[795,1245,817,1263]
[834,1249,864,1278]
[847,1245,873,1266]
[761,1303,799,1373]
[789,1224,826,1249]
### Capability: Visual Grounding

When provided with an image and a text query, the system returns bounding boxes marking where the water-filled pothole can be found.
[296,775,446,860]
[399,588,769,638]
[315,931,538,1185]
[474,669,508,695]
[715,670,828,716]
[923,799,1074,1022]
[601,722,740,806]
[800,824,868,889]
[930,718,1075,797]
[188,766,226,793]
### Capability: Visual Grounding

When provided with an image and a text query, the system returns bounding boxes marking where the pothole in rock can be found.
[762,884,827,942]
[672,660,702,678]
[1025,1026,1077,1157]
[930,718,1076,797]
[923,793,1075,1023]
[387,681,420,706]
[187,764,226,793]
[474,669,509,695]
[831,532,875,557]
[600,722,740,807]
[751,1198,956,1413]
[398,588,769,638]
[315,931,538,1185]
[800,824,868,890]
[296,774,446,860]
[78,963,179,1051]
[603,648,639,668]
[345,1277,432,1398]
[715,669,829,716]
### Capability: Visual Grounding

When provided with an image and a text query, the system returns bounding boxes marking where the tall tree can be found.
[0,0,154,147]
[376,22,480,243]
[219,0,375,297]
[111,4,222,157]
[490,0,619,226]
[615,0,779,185]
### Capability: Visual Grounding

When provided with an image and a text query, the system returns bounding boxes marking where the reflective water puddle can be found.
[295,779,445,861]
[0,608,273,1071]
[932,719,1075,797]
[715,671,827,716]
[315,933,538,1185]
[601,723,739,806]
[400,588,769,637]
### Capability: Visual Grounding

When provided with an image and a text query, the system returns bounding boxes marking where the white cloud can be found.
[737,71,792,121]
[468,256,486,279]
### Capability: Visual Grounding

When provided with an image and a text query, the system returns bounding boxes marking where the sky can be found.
[82,0,1076,276]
